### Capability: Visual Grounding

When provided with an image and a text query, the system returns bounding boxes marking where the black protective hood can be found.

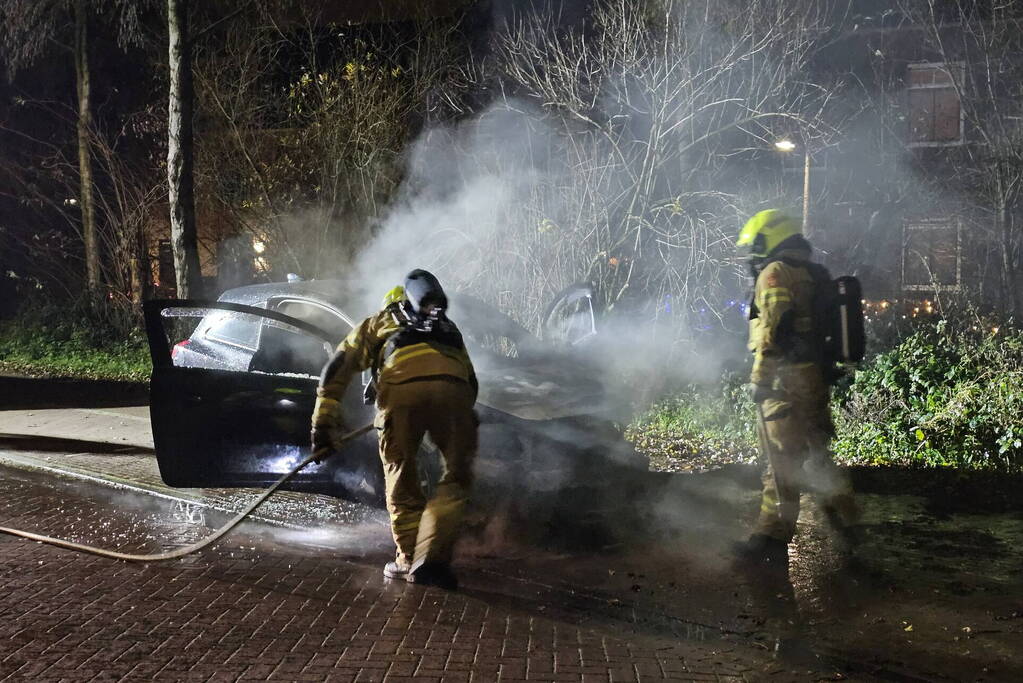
[767,233,813,260]
[404,269,448,314]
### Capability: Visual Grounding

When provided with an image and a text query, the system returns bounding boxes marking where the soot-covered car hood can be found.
[474,352,605,421]
[445,288,609,421]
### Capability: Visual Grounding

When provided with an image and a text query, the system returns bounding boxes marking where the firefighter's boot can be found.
[732,533,788,566]
[383,557,411,580]
[408,562,458,590]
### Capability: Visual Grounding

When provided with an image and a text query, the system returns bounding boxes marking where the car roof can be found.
[216,280,540,343]
[216,280,349,310]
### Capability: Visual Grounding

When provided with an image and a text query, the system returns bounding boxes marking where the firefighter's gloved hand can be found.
[310,426,333,464]
[748,383,775,404]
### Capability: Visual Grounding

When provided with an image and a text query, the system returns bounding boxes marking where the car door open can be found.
[143,300,380,500]
[540,283,600,347]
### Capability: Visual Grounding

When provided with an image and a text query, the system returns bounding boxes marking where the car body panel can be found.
[143,281,645,502]
[473,352,605,421]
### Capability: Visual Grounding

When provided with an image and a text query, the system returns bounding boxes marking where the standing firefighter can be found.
[734,210,858,563]
[311,270,478,589]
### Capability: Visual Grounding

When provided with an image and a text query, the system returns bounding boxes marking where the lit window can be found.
[902,218,961,291]
[907,63,963,146]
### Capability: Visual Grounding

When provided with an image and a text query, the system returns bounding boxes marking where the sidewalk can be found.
[0,400,385,533]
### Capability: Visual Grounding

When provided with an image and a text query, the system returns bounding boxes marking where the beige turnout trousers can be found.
[754,365,857,542]
[375,377,477,568]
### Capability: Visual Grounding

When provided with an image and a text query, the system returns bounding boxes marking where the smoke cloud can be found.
[274,1,974,549]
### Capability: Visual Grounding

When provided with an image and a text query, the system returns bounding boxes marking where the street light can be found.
[773,138,811,236]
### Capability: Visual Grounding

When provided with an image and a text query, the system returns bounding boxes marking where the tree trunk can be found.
[167,0,202,298]
[74,0,100,299]
[801,149,811,237]
[129,221,150,305]
[1000,200,1019,317]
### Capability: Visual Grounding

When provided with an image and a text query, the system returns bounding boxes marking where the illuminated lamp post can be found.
[774,138,812,237]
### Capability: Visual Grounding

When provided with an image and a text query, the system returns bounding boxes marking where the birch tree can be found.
[1,0,100,296]
[1,0,153,303]
[167,0,202,297]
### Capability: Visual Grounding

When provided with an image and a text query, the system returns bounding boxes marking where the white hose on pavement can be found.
[0,424,374,562]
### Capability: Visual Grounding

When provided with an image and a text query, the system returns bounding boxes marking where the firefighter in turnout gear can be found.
[734,210,858,563]
[311,270,478,589]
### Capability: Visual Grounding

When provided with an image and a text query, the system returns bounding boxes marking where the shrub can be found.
[0,296,150,381]
[630,307,1023,473]
[627,371,757,471]
[834,318,1023,471]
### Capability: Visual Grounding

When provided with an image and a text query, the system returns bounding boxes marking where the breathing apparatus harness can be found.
[386,299,465,354]
[747,236,834,374]
[362,300,468,404]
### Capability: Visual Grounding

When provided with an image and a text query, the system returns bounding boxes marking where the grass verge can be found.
[626,373,757,472]
[0,322,151,382]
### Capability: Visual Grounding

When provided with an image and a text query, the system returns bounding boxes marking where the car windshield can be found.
[448,295,538,359]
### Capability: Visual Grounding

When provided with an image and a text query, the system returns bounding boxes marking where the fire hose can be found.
[0,423,374,562]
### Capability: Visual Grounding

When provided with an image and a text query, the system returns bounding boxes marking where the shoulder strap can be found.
[770,256,832,284]
[381,314,466,362]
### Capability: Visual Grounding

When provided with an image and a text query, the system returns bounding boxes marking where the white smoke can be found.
[345,106,550,318]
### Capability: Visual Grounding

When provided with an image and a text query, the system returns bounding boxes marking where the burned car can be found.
[143,279,646,507]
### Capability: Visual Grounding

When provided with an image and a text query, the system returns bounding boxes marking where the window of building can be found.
[907,63,963,146]
[902,218,961,291]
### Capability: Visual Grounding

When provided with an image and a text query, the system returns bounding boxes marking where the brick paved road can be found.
[0,465,781,682]
[3,378,1022,681]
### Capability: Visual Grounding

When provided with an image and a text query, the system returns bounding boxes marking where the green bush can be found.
[630,310,1023,473]
[834,318,1023,472]
[0,296,150,382]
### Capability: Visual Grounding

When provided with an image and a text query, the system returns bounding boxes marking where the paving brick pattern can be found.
[0,466,767,682]
[10,448,382,530]
[0,408,384,533]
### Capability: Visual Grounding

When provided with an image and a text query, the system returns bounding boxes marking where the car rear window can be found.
[204,312,260,350]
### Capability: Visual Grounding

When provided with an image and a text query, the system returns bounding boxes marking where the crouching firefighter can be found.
[733,210,859,564]
[310,270,478,589]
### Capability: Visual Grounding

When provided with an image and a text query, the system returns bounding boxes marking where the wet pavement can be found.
[1,376,1022,681]
[0,465,770,682]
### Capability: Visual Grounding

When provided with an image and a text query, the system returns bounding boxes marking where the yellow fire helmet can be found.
[381,285,406,308]
[737,209,801,258]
